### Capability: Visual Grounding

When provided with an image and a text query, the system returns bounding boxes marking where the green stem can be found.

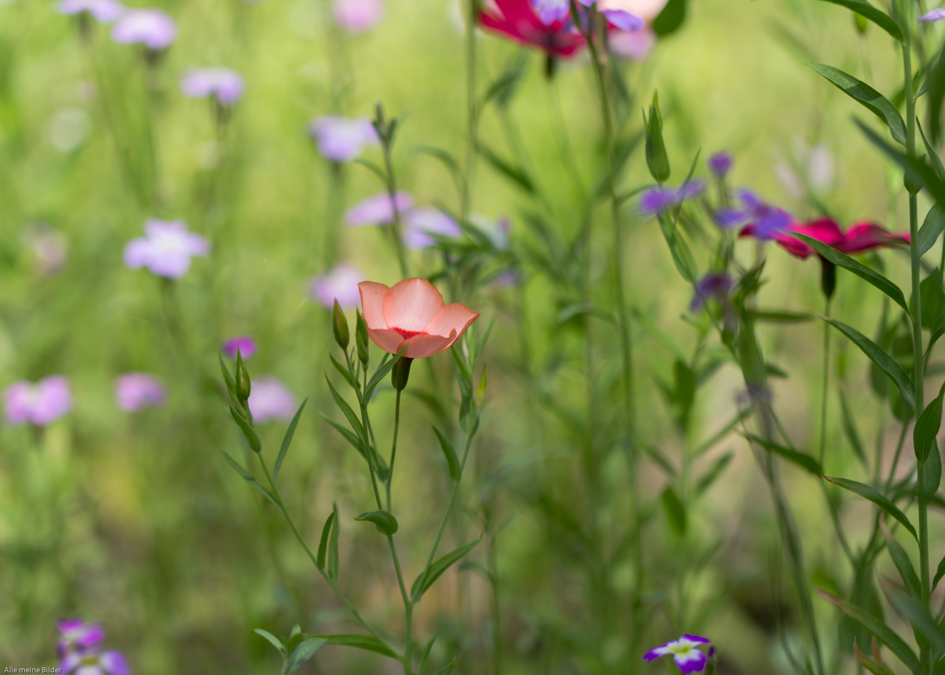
[425,420,477,570]
[360,368,385,511]
[386,535,413,675]
[386,389,402,511]
[819,298,832,466]
[462,0,478,219]
[380,138,409,278]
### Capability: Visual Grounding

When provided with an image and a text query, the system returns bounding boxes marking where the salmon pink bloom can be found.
[741,218,910,260]
[358,279,479,359]
[644,634,711,674]
[480,0,586,58]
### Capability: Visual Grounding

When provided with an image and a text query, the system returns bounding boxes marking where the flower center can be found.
[393,328,423,339]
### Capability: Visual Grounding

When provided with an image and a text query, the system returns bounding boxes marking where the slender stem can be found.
[461,0,478,219]
[385,535,412,674]
[819,298,832,466]
[386,389,402,511]
[359,368,385,511]
[380,139,409,278]
[425,420,477,570]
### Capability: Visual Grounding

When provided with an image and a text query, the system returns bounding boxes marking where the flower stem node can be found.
[392,357,413,391]
[333,300,350,351]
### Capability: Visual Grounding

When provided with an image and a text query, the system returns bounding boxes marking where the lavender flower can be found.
[643,635,711,674]
[716,190,791,240]
[707,151,732,178]
[221,336,257,360]
[248,378,297,422]
[308,116,379,163]
[531,0,570,24]
[920,8,945,21]
[639,180,706,215]
[59,0,124,23]
[403,209,463,250]
[3,376,72,426]
[345,192,413,226]
[332,0,384,32]
[61,650,130,675]
[690,273,732,312]
[310,263,365,308]
[180,68,245,107]
[57,619,105,658]
[123,220,210,279]
[610,28,655,60]
[111,9,176,50]
[115,374,166,412]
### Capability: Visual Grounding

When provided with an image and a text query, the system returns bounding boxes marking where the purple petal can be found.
[332,0,384,32]
[714,208,746,229]
[403,209,462,250]
[707,152,732,177]
[181,68,245,106]
[248,378,297,422]
[531,0,570,24]
[677,180,706,200]
[32,376,72,425]
[609,28,656,61]
[59,0,125,22]
[643,643,673,662]
[675,649,707,674]
[681,634,711,644]
[111,9,176,50]
[344,192,413,226]
[602,9,644,30]
[309,116,379,162]
[100,651,130,675]
[115,373,166,412]
[310,263,365,309]
[122,238,151,269]
[222,336,257,360]
[920,8,945,22]
[639,188,678,215]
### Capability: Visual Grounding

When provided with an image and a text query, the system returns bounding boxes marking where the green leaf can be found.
[652,0,686,36]
[220,450,284,515]
[432,426,461,482]
[919,440,943,500]
[823,317,915,411]
[887,591,945,656]
[816,589,919,671]
[673,360,696,429]
[308,634,398,659]
[229,406,262,454]
[316,511,335,570]
[254,628,286,655]
[858,120,945,206]
[695,452,734,496]
[430,659,455,675]
[273,398,308,483]
[411,535,482,602]
[657,212,698,282]
[885,534,921,598]
[365,348,406,399]
[742,434,822,475]
[839,389,868,468]
[792,234,908,311]
[933,554,945,590]
[328,502,340,582]
[353,158,387,184]
[220,354,239,402]
[749,309,814,323]
[641,443,676,476]
[329,354,358,391]
[477,142,535,194]
[354,510,399,536]
[644,92,670,182]
[413,146,464,198]
[824,476,917,539]
[916,381,945,463]
[810,64,906,145]
[815,0,902,41]
[321,414,369,461]
[921,274,945,331]
[929,312,945,359]
[660,486,687,535]
[927,42,945,144]
[853,640,897,675]
[325,376,366,444]
[285,638,327,674]
[918,205,945,257]
[418,637,436,675]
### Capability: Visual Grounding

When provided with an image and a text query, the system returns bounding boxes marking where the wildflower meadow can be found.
[7,0,945,673]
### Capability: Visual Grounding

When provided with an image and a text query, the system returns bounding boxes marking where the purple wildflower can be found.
[332,0,384,32]
[123,220,210,279]
[4,377,72,426]
[308,116,379,163]
[345,192,413,226]
[61,650,130,675]
[707,151,732,178]
[716,190,791,240]
[59,0,124,23]
[111,9,176,50]
[920,8,945,22]
[639,180,706,215]
[643,635,711,674]
[310,263,365,309]
[115,374,166,412]
[180,68,245,107]
[222,336,257,360]
[690,273,732,312]
[248,378,297,423]
[403,209,463,250]
[531,0,570,24]
[57,619,105,658]
[610,27,655,60]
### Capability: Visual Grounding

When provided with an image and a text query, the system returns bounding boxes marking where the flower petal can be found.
[383,278,445,332]
[643,644,674,661]
[422,303,480,341]
[359,281,391,331]
[403,333,455,359]
[674,648,707,674]
[680,634,711,645]
[366,328,406,355]
[841,222,910,254]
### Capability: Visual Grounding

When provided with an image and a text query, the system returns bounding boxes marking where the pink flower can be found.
[123,219,210,279]
[59,0,124,23]
[480,0,586,58]
[180,68,245,106]
[57,619,105,658]
[308,116,379,163]
[248,378,298,422]
[741,218,910,260]
[310,263,365,308]
[332,0,384,32]
[221,336,257,359]
[359,278,479,359]
[609,26,656,60]
[4,376,72,426]
[111,9,176,50]
[115,373,166,412]
[403,209,462,250]
[345,192,413,226]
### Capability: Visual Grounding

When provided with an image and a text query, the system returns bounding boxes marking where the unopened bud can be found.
[392,357,413,391]
[236,350,251,403]
[356,309,370,366]
[333,300,350,351]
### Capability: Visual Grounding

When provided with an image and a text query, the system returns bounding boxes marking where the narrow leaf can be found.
[661,486,687,535]
[328,502,340,581]
[325,376,366,442]
[308,634,398,659]
[810,64,906,144]
[433,426,461,482]
[839,389,868,468]
[742,434,822,475]
[286,638,327,673]
[430,659,455,675]
[824,476,917,539]
[934,554,945,590]
[355,510,399,536]
[329,354,358,391]
[915,381,945,463]
[918,205,945,257]
[316,511,335,570]
[365,348,405,399]
[254,628,286,655]
[884,532,921,598]
[274,398,308,483]
[220,450,284,514]
[695,452,734,495]
[815,0,902,41]
[230,406,261,454]
[853,639,897,675]
[321,414,368,461]
[412,535,482,602]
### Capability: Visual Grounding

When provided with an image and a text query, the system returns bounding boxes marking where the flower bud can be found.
[392,357,413,391]
[333,300,350,351]
[645,92,670,182]
[236,350,251,403]
[820,259,837,300]
[356,309,370,366]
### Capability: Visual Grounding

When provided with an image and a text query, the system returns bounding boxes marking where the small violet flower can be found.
[716,190,791,240]
[115,373,166,412]
[180,68,245,107]
[332,0,384,32]
[59,0,124,23]
[403,209,463,250]
[308,116,379,163]
[690,273,732,313]
[61,650,130,675]
[123,219,210,279]
[639,180,706,215]
[530,0,570,24]
[707,151,732,178]
[111,9,176,50]
[920,8,945,22]
[57,619,105,658]
[310,263,365,309]
[4,376,72,426]
[643,634,711,674]
[345,192,413,226]
[221,336,257,360]
[248,378,298,423]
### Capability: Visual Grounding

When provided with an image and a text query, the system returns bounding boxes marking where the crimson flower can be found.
[741,218,909,260]
[479,0,586,58]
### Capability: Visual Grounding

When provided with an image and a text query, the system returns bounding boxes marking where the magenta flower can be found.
[111,9,176,50]
[716,190,791,240]
[310,263,365,309]
[180,68,245,106]
[57,619,105,658]
[4,377,72,426]
[115,373,166,412]
[639,180,706,215]
[248,378,297,423]
[222,336,258,360]
[708,151,732,178]
[644,635,711,674]
[332,0,384,32]
[123,220,210,279]
[403,209,463,250]
[920,8,945,22]
[308,116,379,163]
[61,650,130,675]
[345,192,413,226]
[59,0,124,23]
